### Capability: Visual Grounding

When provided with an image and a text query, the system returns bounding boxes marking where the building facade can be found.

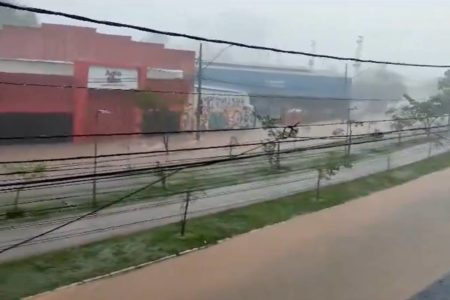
[201,62,352,123]
[196,85,255,130]
[0,24,195,142]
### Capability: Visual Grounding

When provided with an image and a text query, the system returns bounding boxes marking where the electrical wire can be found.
[0,119,439,165]
[0,1,449,68]
[0,119,303,253]
[0,128,435,196]
[0,80,412,102]
[0,168,182,254]
[0,125,444,189]
[0,131,442,239]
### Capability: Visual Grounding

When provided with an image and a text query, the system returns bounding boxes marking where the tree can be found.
[258,115,298,170]
[387,94,442,137]
[4,163,46,218]
[0,0,38,27]
[388,115,415,143]
[387,92,446,158]
[314,153,352,201]
[435,69,450,129]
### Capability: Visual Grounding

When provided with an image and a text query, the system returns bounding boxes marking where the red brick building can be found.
[0,24,195,142]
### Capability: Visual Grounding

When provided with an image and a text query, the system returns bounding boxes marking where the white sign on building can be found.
[88,66,138,90]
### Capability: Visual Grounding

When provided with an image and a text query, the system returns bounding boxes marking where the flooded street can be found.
[32,167,450,300]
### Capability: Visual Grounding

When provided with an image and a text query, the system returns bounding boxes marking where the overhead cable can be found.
[0,1,449,68]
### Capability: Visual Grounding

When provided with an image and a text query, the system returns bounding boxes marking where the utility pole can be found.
[180,191,191,236]
[196,43,203,141]
[162,134,169,155]
[92,109,111,207]
[346,106,358,156]
[93,129,98,207]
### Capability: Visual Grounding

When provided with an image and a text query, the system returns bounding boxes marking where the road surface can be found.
[0,137,448,262]
[31,167,450,300]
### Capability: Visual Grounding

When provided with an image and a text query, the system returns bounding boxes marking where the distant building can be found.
[0,24,195,142]
[190,85,255,130]
[200,62,352,123]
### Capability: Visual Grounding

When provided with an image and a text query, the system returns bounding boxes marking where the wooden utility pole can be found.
[346,106,358,156]
[180,191,191,236]
[162,134,169,155]
[195,43,203,141]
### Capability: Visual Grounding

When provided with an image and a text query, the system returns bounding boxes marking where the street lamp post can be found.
[93,109,111,207]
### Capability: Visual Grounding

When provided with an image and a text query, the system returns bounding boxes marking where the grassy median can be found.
[1,150,450,300]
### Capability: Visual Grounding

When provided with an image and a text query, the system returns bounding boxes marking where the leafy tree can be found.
[4,163,46,217]
[434,70,450,128]
[389,115,415,143]
[258,115,298,170]
[314,153,352,201]
[387,91,447,158]
[0,0,38,27]
[387,94,442,137]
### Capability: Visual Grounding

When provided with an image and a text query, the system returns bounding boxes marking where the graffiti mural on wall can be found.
[201,89,255,130]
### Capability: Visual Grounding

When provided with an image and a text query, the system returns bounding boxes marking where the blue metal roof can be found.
[201,63,351,99]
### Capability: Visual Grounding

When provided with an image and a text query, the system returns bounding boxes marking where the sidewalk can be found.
[32,167,450,300]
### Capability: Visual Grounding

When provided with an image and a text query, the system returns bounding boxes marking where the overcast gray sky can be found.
[19,0,450,80]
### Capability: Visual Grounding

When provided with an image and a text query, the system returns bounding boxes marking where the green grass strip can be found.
[2,150,450,300]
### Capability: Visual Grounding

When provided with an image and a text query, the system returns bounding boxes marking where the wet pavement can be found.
[31,167,450,300]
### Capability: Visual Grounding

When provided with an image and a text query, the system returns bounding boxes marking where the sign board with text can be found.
[88,66,138,90]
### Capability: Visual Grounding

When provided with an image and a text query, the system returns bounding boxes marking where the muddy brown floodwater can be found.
[32,165,450,300]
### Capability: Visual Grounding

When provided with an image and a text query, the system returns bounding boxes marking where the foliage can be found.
[432,69,450,122]
[386,94,444,137]
[258,115,299,169]
[134,92,169,112]
[388,115,415,143]
[314,152,353,200]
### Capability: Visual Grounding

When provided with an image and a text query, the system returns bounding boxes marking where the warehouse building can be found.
[0,24,195,142]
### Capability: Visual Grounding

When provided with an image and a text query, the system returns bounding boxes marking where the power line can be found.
[0,125,444,189]
[0,121,440,165]
[0,1,448,68]
[0,174,319,238]
[0,112,436,142]
[0,129,443,249]
[0,80,406,102]
[0,169,182,255]
[0,119,298,253]
[0,132,422,213]
[0,134,346,166]
[0,149,333,193]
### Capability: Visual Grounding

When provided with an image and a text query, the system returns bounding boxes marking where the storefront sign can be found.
[88,66,138,90]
